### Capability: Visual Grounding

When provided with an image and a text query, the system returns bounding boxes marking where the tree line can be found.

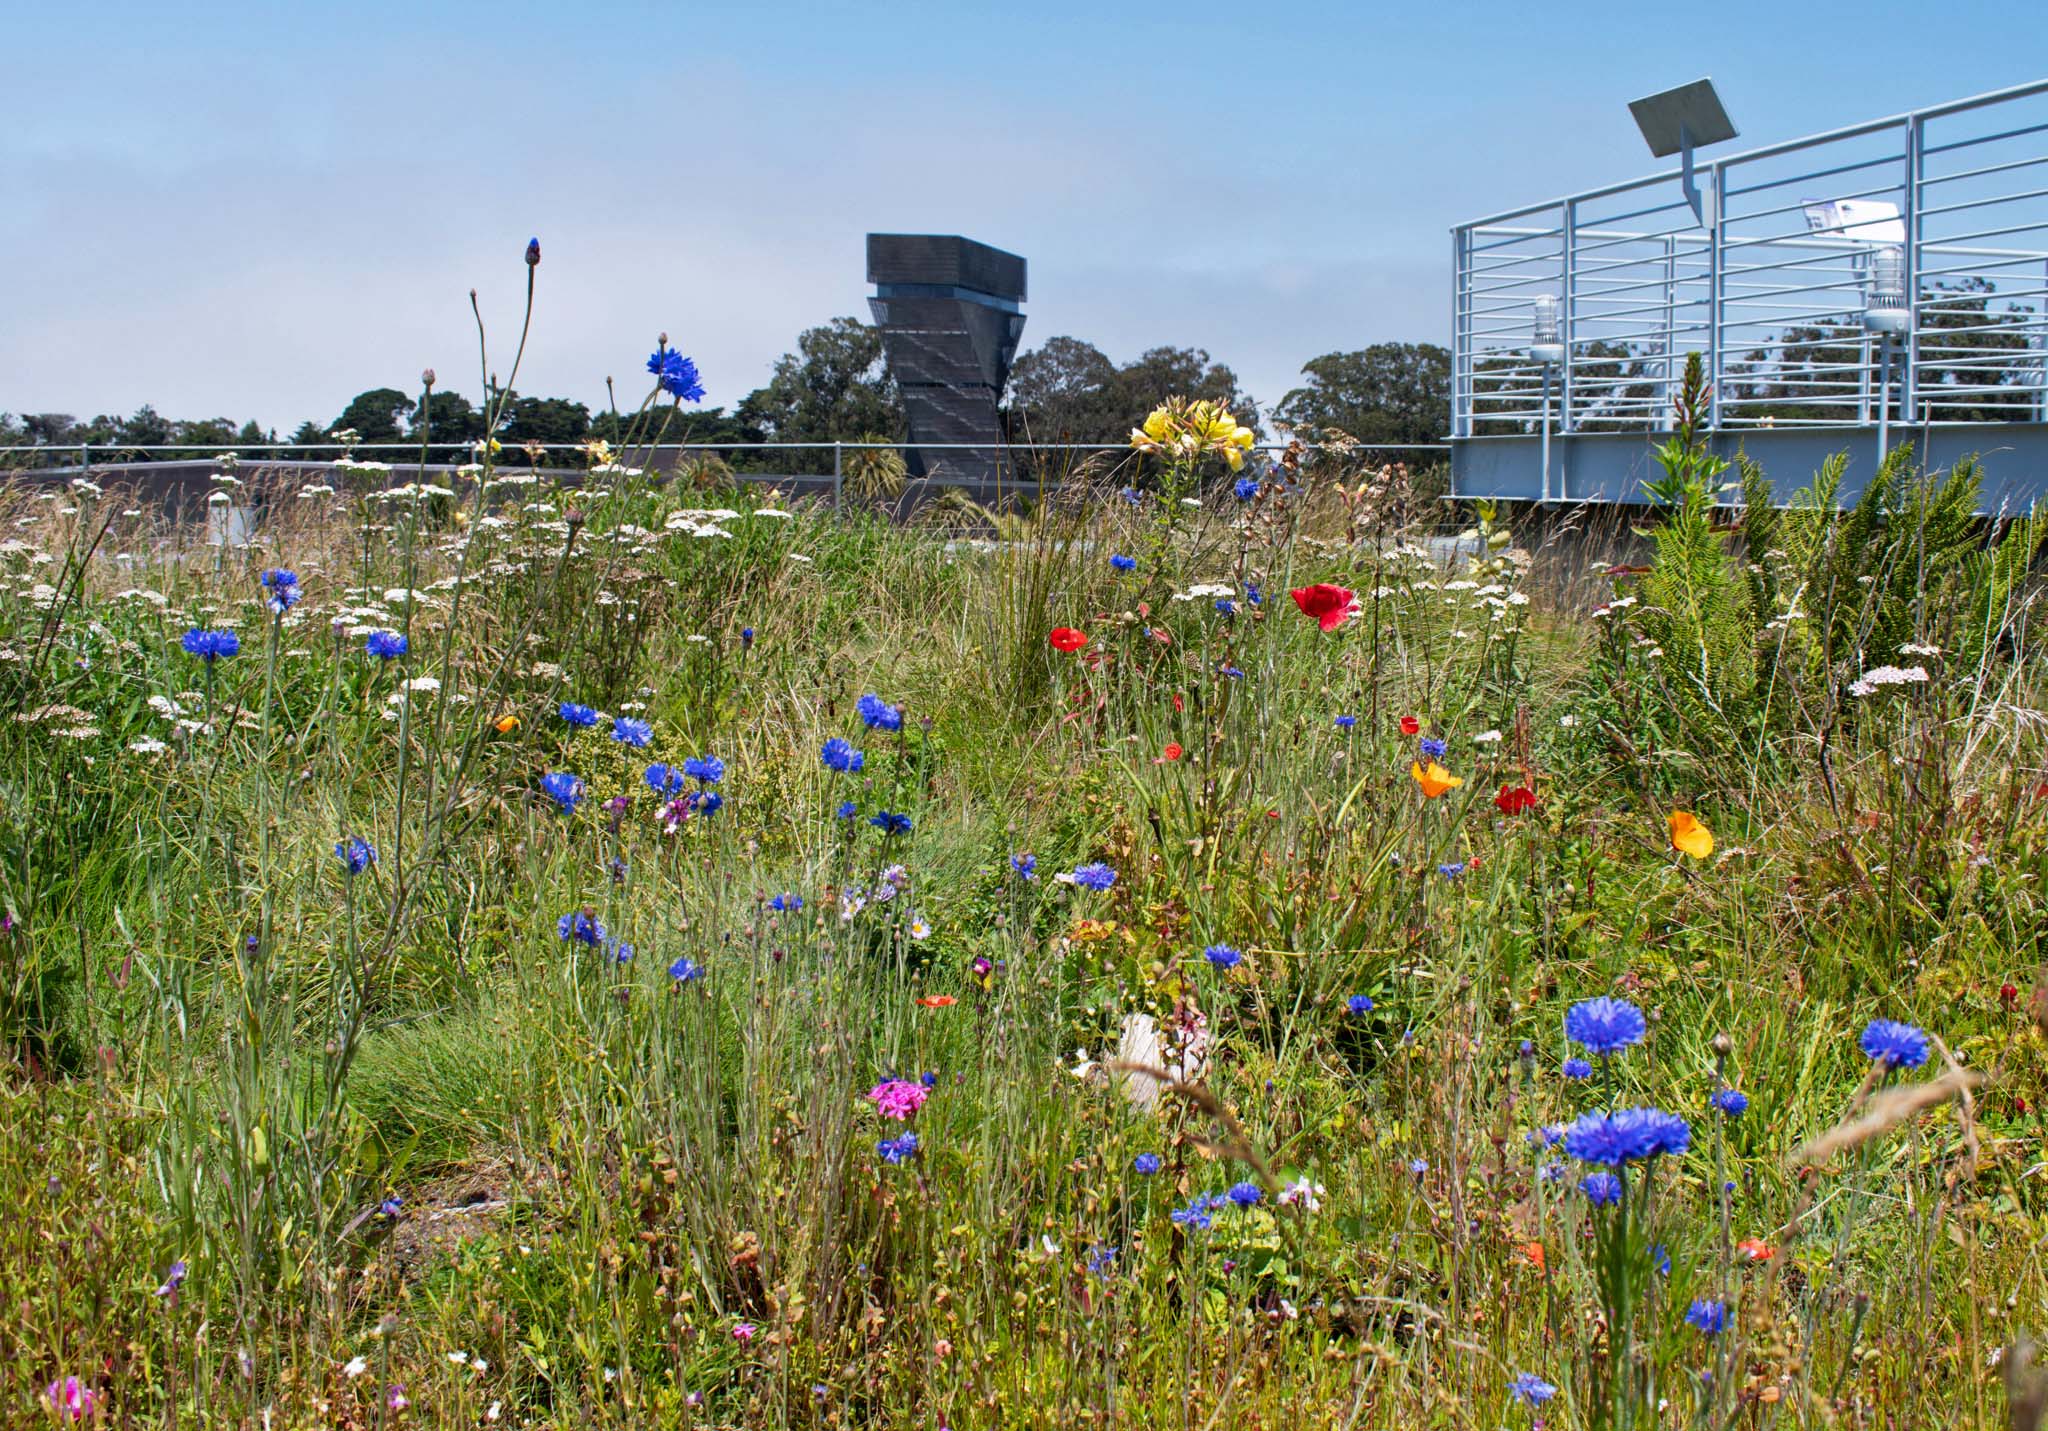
[1,320,1451,469]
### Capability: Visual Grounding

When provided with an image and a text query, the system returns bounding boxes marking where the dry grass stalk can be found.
[1787,1069,1984,1169]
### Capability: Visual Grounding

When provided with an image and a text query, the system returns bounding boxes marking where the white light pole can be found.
[1863,243,1910,462]
[1532,295,1565,501]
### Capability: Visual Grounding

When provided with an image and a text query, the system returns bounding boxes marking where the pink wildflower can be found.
[47,1377,96,1422]
[733,1322,756,1343]
[867,1078,929,1120]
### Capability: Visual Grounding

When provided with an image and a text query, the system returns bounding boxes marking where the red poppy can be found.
[1495,784,1538,815]
[1162,743,1183,760]
[1735,1238,1775,1263]
[1171,694,1184,713]
[1289,583,1359,632]
[917,995,957,1008]
[1399,715,1421,736]
[1049,627,1089,653]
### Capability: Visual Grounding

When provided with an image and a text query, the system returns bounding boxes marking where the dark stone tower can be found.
[866,234,1027,488]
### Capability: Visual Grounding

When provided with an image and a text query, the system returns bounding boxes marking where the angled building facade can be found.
[866,234,1027,488]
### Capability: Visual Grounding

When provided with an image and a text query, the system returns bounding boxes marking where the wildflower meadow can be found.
[7,253,2048,1430]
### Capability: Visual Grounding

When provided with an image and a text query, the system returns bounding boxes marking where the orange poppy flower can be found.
[1411,761,1464,799]
[494,714,519,733]
[1669,811,1714,859]
[1049,627,1089,653]
[1735,1238,1775,1262]
[1519,1240,1546,1272]
[917,995,957,1008]
[1162,743,1183,761]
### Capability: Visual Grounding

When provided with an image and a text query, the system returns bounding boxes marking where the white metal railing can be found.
[1452,78,2048,440]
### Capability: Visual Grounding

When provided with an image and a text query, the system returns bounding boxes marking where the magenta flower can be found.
[867,1078,930,1121]
[733,1322,757,1343]
[47,1377,96,1422]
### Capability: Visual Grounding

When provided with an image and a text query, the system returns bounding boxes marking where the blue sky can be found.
[3,0,2042,432]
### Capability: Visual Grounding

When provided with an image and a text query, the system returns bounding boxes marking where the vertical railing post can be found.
[831,442,843,510]
[1902,116,1923,425]
[1708,162,1726,431]
[1560,200,1577,433]
[1661,234,1677,430]
[1450,228,1467,440]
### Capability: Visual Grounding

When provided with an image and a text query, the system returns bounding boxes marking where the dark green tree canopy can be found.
[1273,343,1449,446]
[735,317,903,448]
[1005,339,1258,445]
[333,388,416,445]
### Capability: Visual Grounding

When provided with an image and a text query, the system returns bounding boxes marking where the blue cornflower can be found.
[1335,715,1357,729]
[1684,1299,1730,1335]
[1086,1244,1117,1278]
[740,627,755,647]
[379,1197,403,1219]
[1579,1171,1622,1206]
[1246,582,1262,605]
[1169,1198,1214,1231]
[1539,1160,1565,1184]
[770,893,803,913]
[1508,1373,1558,1407]
[682,755,724,784]
[668,956,704,982]
[1220,665,1245,679]
[1204,944,1243,970]
[1408,1157,1429,1176]
[558,702,599,728]
[1712,1087,1750,1117]
[689,790,723,816]
[1214,598,1237,616]
[1563,1107,1690,1165]
[1133,1153,1161,1174]
[1346,993,1374,1016]
[1562,1057,1593,1080]
[1438,861,1466,879]
[1226,1181,1262,1207]
[334,837,376,875]
[1119,487,1143,506]
[820,737,864,773]
[1860,1018,1930,1069]
[836,800,859,820]
[181,628,239,662]
[1651,1243,1672,1276]
[647,347,707,403]
[1565,996,1647,1057]
[1418,735,1448,761]
[919,1070,938,1088]
[870,811,912,836]
[1233,476,1260,501]
[1109,553,1137,572]
[877,1132,919,1164]
[365,629,408,660]
[611,717,653,748]
[645,763,684,796]
[857,694,902,731]
[610,940,635,964]
[1066,862,1116,892]
[557,910,606,946]
[540,771,584,813]
[1010,852,1037,881]
[260,568,300,613]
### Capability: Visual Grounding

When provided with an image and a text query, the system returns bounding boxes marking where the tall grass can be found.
[3,268,2046,1429]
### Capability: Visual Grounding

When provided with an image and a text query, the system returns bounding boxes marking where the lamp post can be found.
[1863,243,1910,463]
[1532,295,1565,501]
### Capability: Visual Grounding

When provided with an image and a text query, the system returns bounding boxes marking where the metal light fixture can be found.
[1863,243,1909,460]
[1532,296,1565,500]
[1863,244,1909,335]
